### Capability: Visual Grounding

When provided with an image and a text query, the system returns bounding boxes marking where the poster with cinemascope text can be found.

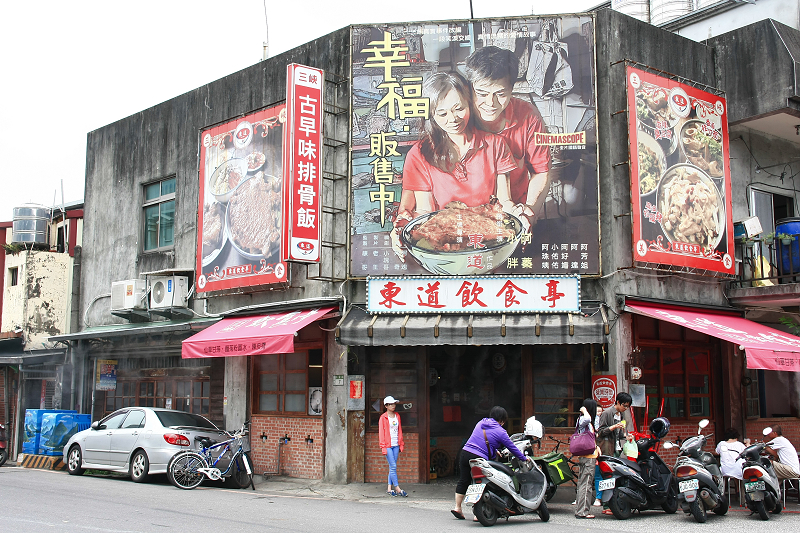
[195,104,288,293]
[350,16,599,278]
[626,66,734,275]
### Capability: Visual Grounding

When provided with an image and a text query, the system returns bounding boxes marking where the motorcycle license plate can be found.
[598,478,615,491]
[464,483,486,505]
[745,481,765,492]
[679,479,699,492]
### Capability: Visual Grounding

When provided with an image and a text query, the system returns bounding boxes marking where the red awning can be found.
[626,302,800,372]
[181,307,337,359]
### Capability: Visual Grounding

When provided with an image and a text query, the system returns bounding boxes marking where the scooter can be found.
[665,418,728,522]
[464,416,550,526]
[0,423,7,467]
[737,429,782,520]
[596,417,679,519]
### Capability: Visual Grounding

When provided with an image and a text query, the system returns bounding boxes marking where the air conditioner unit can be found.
[150,275,189,309]
[111,279,148,311]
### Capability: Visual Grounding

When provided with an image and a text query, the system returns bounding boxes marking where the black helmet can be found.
[649,417,670,439]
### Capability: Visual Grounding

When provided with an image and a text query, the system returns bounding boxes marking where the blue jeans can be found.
[594,464,603,499]
[385,446,400,487]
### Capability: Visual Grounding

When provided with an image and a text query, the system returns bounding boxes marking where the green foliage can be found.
[778,316,800,336]
[1,243,25,255]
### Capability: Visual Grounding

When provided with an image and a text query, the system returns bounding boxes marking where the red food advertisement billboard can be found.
[592,375,617,409]
[627,66,734,274]
[195,104,287,293]
[282,64,324,263]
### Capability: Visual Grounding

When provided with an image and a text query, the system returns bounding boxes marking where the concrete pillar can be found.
[224,356,247,432]
[324,332,348,484]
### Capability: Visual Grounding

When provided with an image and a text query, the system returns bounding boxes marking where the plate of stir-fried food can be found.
[679,120,724,178]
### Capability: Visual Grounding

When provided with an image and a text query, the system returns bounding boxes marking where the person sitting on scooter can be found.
[715,428,749,480]
[764,426,800,482]
[451,406,530,520]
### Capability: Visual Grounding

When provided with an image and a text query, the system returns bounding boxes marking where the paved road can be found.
[1,465,798,532]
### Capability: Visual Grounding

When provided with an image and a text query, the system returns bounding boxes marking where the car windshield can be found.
[155,411,217,430]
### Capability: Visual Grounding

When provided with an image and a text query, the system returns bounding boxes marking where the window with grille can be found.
[103,378,209,416]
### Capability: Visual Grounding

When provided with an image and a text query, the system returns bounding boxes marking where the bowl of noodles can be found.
[399,201,524,275]
[657,164,725,252]
[679,119,724,178]
[637,131,667,197]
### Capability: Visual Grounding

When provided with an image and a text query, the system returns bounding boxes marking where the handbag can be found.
[569,423,596,456]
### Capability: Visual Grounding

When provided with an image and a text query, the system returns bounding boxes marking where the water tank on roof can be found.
[650,0,692,26]
[12,205,50,245]
[612,0,650,23]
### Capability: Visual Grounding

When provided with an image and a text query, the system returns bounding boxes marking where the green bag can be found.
[535,451,574,485]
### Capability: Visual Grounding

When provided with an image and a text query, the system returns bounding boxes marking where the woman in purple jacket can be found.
[451,406,528,520]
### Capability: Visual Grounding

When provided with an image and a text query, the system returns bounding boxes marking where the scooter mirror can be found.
[762,426,773,437]
[698,419,709,431]
[662,441,675,449]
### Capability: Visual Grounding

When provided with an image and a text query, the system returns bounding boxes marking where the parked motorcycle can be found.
[665,418,728,522]
[0,423,7,467]
[464,416,550,526]
[736,429,782,520]
[597,417,679,519]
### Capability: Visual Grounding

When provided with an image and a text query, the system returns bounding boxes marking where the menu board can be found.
[627,66,734,275]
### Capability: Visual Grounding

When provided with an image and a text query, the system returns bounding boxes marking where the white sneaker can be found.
[593,499,602,506]
[571,500,577,505]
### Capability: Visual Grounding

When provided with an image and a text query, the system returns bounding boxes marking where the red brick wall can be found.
[250,415,323,479]
[365,432,420,483]
[744,418,800,447]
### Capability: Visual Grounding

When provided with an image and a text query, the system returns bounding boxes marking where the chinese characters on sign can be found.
[95,360,118,391]
[367,276,580,313]
[283,64,324,263]
[350,17,600,277]
[195,104,287,293]
[626,66,734,275]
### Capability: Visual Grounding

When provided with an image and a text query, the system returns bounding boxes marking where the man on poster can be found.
[465,46,551,222]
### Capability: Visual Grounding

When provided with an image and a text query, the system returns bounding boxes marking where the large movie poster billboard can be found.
[196,105,287,292]
[350,16,599,278]
[626,66,734,275]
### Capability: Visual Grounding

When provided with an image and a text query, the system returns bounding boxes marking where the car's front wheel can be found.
[130,450,149,483]
[67,445,85,476]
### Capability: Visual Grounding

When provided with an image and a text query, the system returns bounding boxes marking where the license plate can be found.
[745,481,765,492]
[464,483,486,505]
[598,478,615,491]
[679,479,699,492]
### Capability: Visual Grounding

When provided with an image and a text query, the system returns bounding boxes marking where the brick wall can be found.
[250,415,323,479]
[744,418,800,447]
[365,432,420,483]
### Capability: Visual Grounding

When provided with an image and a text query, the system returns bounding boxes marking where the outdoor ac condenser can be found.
[149,275,189,309]
[110,279,148,311]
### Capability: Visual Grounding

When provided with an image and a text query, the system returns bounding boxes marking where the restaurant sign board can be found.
[282,64,324,263]
[350,16,599,278]
[367,275,580,313]
[195,104,287,292]
[626,66,734,275]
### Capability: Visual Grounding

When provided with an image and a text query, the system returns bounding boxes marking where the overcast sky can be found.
[0,0,598,221]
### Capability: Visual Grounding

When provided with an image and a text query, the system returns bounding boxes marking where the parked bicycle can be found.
[168,421,254,490]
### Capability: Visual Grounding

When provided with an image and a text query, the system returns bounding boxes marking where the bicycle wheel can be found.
[169,452,207,490]
[226,452,253,489]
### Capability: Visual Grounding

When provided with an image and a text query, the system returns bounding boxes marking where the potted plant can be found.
[777,233,795,246]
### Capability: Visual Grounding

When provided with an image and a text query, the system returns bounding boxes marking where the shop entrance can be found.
[427,345,522,481]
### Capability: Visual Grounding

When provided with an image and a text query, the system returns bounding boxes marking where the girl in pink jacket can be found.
[379,395,407,497]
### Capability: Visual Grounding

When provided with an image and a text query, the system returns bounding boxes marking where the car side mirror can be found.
[91,421,100,430]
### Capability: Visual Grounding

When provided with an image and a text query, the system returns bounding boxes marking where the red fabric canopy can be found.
[181,307,337,359]
[626,302,800,372]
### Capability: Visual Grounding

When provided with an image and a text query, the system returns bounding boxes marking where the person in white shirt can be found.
[764,426,800,482]
[715,428,749,479]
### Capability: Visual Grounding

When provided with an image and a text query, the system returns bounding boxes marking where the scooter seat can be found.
[621,457,642,472]
[488,460,516,477]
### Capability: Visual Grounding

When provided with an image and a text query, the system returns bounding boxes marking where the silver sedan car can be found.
[63,407,223,482]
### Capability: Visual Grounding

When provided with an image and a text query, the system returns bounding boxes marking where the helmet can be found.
[524,416,543,439]
[649,417,670,439]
